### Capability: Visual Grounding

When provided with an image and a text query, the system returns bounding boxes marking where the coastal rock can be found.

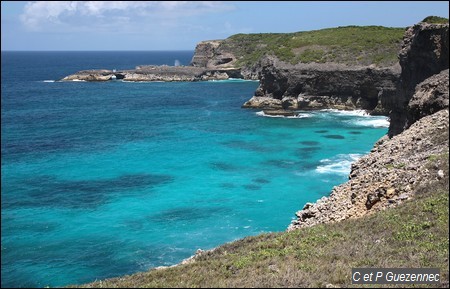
[288,108,449,231]
[262,110,299,117]
[242,57,400,115]
[407,69,449,126]
[242,96,282,109]
[389,22,449,136]
[191,40,238,69]
[61,70,117,81]
[62,65,242,82]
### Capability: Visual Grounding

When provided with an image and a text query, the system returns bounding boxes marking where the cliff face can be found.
[242,58,400,114]
[389,22,449,136]
[191,40,238,69]
[289,22,449,231]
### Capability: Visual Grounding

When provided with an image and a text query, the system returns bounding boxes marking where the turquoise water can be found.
[1,51,388,288]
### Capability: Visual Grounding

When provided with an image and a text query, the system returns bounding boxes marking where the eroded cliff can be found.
[289,21,449,230]
[242,58,400,115]
[389,22,449,136]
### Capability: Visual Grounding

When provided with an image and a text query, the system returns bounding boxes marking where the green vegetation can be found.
[422,16,449,24]
[75,154,449,288]
[220,26,405,67]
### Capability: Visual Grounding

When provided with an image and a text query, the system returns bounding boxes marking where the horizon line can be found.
[1,50,195,52]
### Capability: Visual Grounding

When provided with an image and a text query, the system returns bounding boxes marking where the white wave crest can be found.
[316,154,362,175]
[207,78,259,83]
[71,79,86,82]
[43,80,55,83]
[354,118,390,128]
[320,109,369,116]
[256,111,312,119]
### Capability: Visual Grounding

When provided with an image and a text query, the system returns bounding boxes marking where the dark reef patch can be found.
[296,147,320,158]
[297,161,320,170]
[263,159,296,169]
[252,178,270,184]
[243,184,261,191]
[220,183,237,189]
[151,207,229,223]
[220,140,272,152]
[210,162,240,172]
[314,130,329,133]
[324,134,345,139]
[12,174,174,209]
[299,141,320,146]
[297,147,320,153]
[349,131,363,134]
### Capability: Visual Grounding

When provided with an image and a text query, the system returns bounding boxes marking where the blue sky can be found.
[1,1,449,51]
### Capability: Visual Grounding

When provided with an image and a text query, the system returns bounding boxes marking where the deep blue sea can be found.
[1,51,389,288]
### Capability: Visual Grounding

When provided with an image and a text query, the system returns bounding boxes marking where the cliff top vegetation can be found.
[218,26,405,67]
[422,16,449,24]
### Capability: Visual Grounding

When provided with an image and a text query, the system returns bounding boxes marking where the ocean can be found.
[1,51,389,287]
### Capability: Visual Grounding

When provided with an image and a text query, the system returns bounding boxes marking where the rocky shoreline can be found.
[61,65,243,82]
[289,108,448,230]
[242,60,400,115]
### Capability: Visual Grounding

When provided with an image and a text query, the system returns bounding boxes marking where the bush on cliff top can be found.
[219,26,405,67]
[422,16,449,24]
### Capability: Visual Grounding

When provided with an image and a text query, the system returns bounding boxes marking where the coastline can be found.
[59,20,449,287]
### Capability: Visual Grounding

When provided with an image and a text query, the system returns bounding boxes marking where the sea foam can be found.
[316,154,362,175]
[320,109,369,116]
[354,118,390,128]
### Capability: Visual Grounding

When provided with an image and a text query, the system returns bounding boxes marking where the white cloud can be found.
[20,1,234,31]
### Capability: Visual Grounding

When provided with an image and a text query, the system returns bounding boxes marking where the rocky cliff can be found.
[62,26,404,88]
[191,40,238,69]
[288,108,448,230]
[289,22,449,230]
[389,22,449,136]
[242,58,400,115]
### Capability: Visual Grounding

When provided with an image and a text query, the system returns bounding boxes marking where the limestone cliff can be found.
[389,22,449,136]
[191,40,238,69]
[289,21,449,230]
[242,57,400,115]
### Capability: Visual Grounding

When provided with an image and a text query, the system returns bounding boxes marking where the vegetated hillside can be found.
[219,26,405,67]
[75,151,449,288]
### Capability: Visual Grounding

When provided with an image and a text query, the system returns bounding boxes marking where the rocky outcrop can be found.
[61,70,122,81]
[288,108,449,230]
[191,40,238,69]
[407,69,449,125]
[62,65,242,82]
[389,22,449,136]
[242,57,400,115]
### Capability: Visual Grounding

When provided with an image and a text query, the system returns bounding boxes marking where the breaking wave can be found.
[316,154,362,175]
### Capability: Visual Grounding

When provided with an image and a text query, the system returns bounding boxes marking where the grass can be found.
[422,16,449,24]
[218,26,405,67]
[75,152,449,288]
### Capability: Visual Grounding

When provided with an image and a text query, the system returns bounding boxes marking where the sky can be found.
[1,1,449,51]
